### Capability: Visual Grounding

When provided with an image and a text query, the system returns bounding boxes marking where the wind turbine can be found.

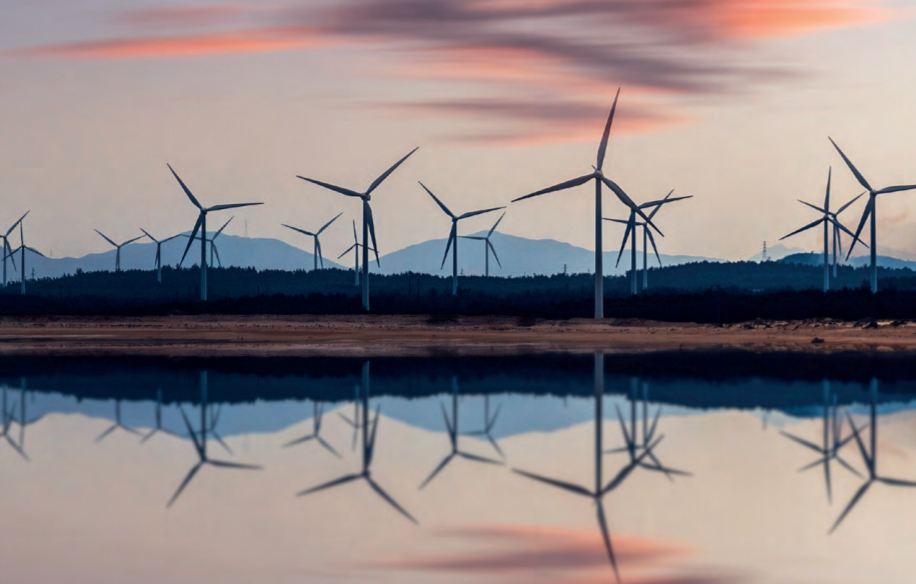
[282,212,342,271]
[460,212,505,277]
[298,147,419,310]
[829,138,916,293]
[462,394,504,458]
[829,193,865,277]
[140,229,181,283]
[182,216,234,268]
[512,354,662,582]
[608,191,692,294]
[338,220,374,287]
[419,377,503,489]
[141,389,178,443]
[167,371,262,507]
[1,212,28,287]
[1,384,27,460]
[4,216,45,295]
[781,380,861,504]
[95,400,141,442]
[298,361,417,524]
[169,164,263,301]
[420,183,505,295]
[283,402,341,458]
[779,168,866,292]
[95,230,144,272]
[512,89,663,318]
[829,379,916,533]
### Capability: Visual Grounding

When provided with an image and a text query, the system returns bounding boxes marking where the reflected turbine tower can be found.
[94,230,143,272]
[420,183,505,295]
[460,212,506,277]
[830,379,916,532]
[298,362,417,524]
[169,164,263,301]
[168,371,262,507]
[513,354,663,582]
[283,212,342,271]
[512,89,663,318]
[829,138,916,293]
[1,384,27,460]
[140,389,178,443]
[463,394,504,458]
[419,377,503,489]
[298,147,418,310]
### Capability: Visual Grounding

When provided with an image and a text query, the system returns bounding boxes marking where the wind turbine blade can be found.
[7,241,16,270]
[831,217,868,249]
[167,463,203,508]
[338,244,357,259]
[461,236,486,240]
[367,147,419,196]
[846,198,873,260]
[877,477,916,487]
[179,406,204,457]
[488,240,502,268]
[297,473,361,496]
[458,206,506,221]
[488,212,506,236]
[122,235,145,246]
[419,454,456,490]
[601,177,664,236]
[140,228,158,243]
[440,228,454,270]
[207,202,262,212]
[639,194,692,211]
[647,228,661,265]
[94,230,118,248]
[317,239,324,269]
[161,233,184,243]
[167,164,204,210]
[6,211,29,237]
[511,469,592,497]
[829,481,872,533]
[457,451,503,465]
[780,431,823,453]
[837,192,866,215]
[876,185,916,195]
[835,455,863,478]
[419,182,455,218]
[615,404,633,448]
[207,459,262,470]
[282,224,315,237]
[828,138,873,192]
[179,215,203,267]
[213,216,233,239]
[780,218,824,241]
[366,203,380,266]
[317,436,341,458]
[283,434,316,448]
[603,218,630,225]
[366,477,419,524]
[352,219,358,243]
[614,221,633,268]
[317,212,343,235]
[846,411,872,472]
[595,499,621,583]
[95,424,117,442]
[513,174,593,202]
[212,243,222,267]
[297,176,363,198]
[798,200,828,214]
[596,87,620,171]
[26,247,45,258]
[825,166,831,211]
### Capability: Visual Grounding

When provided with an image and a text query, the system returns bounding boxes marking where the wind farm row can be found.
[3,89,913,318]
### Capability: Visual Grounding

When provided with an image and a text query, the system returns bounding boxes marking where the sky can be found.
[2,0,916,263]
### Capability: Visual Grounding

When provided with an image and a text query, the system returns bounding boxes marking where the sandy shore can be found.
[0,315,913,357]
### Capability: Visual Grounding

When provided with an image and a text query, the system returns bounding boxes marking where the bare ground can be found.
[0,315,913,357]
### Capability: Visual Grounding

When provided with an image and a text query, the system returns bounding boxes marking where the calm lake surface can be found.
[2,352,916,584]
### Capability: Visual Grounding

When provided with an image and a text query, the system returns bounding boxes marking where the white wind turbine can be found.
[829,138,916,293]
[282,212,342,271]
[169,164,263,301]
[460,212,505,277]
[298,147,418,310]
[419,182,505,295]
[779,168,866,292]
[512,89,662,318]
[140,229,182,283]
[608,191,691,294]
[1,212,28,287]
[4,216,45,295]
[94,230,144,273]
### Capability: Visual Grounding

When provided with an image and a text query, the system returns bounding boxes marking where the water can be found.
[2,353,916,583]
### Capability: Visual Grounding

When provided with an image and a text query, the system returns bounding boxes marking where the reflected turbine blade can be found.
[512,469,592,497]
[95,424,117,442]
[458,451,503,465]
[781,430,823,453]
[829,480,872,533]
[207,459,262,470]
[167,463,203,508]
[595,499,621,583]
[297,473,361,496]
[420,454,456,490]
[317,436,341,458]
[366,477,419,524]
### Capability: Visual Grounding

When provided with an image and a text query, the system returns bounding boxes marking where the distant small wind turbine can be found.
[4,216,45,295]
[462,394,504,458]
[829,138,916,293]
[1,212,28,287]
[460,212,506,277]
[283,402,341,458]
[779,168,866,292]
[298,147,418,310]
[337,220,374,287]
[282,212,343,271]
[140,389,178,443]
[169,164,263,301]
[419,182,504,295]
[140,229,182,283]
[95,400,141,442]
[0,384,27,460]
[608,191,692,294]
[95,230,144,272]
[512,89,663,318]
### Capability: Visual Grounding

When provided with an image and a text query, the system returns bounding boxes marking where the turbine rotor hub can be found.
[594,169,603,178]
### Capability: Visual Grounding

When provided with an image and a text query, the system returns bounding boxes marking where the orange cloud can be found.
[115,3,262,29]
[708,0,891,39]
[17,26,330,59]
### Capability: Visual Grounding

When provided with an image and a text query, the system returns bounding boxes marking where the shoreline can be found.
[0,315,914,357]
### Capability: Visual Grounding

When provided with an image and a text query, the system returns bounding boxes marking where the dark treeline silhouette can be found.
[3,261,916,321]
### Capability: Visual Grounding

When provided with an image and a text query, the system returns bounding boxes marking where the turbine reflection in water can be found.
[283,401,341,458]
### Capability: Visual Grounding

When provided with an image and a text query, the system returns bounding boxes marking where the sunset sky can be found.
[2,0,916,262]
